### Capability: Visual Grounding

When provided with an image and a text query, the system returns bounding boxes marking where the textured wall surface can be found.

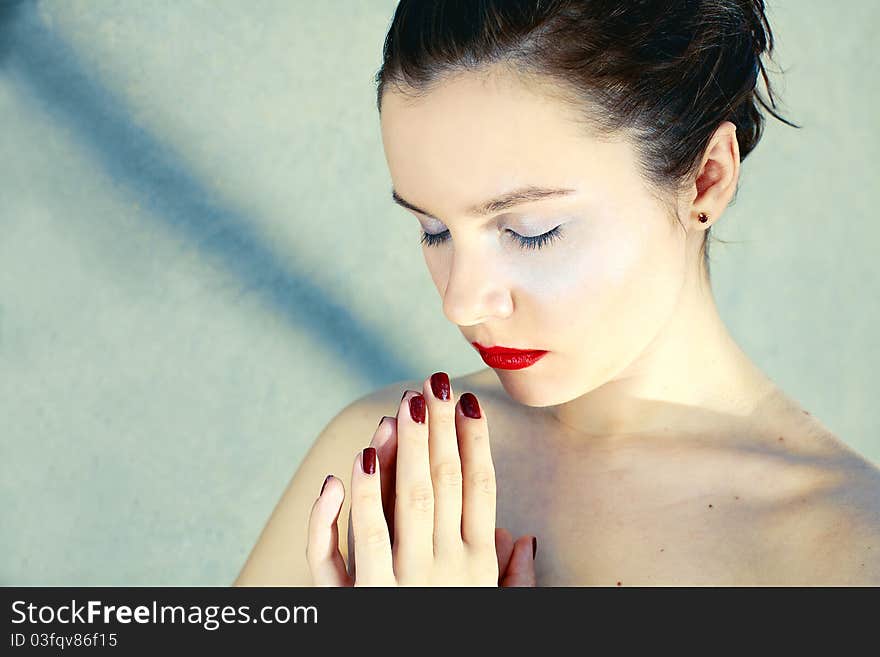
[1,0,877,585]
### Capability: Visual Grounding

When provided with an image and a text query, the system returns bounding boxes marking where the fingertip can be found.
[499,536,538,587]
[316,475,343,514]
[323,473,344,495]
[355,446,378,477]
[362,446,377,475]
[371,417,393,449]
[514,536,534,564]
[458,392,482,419]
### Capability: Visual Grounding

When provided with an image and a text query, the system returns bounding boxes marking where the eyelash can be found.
[419,226,565,251]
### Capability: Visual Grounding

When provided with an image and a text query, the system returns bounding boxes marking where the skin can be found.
[370,64,880,584]
[307,384,537,586]
[380,64,773,432]
[237,63,880,586]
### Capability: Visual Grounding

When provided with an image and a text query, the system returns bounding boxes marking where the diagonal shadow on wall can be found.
[0,0,415,387]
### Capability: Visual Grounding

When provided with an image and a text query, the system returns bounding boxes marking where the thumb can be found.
[494,527,514,582]
[499,535,537,587]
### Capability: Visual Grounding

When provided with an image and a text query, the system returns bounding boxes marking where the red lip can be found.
[471,342,548,370]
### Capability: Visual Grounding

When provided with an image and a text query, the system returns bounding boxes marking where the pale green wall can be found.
[1,0,876,585]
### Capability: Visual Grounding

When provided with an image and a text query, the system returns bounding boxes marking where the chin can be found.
[492,368,573,408]
[493,354,611,408]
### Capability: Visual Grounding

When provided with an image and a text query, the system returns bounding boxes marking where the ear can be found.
[689,120,740,228]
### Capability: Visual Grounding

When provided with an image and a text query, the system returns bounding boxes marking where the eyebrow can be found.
[390,185,578,220]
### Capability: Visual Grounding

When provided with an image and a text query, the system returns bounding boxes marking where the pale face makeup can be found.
[379,65,767,438]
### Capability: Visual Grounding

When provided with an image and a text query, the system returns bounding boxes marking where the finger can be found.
[350,447,395,586]
[423,372,463,556]
[456,392,497,550]
[371,416,398,544]
[306,475,353,586]
[394,390,434,573]
[499,535,538,587]
[347,503,355,579]
[349,418,397,581]
[494,527,514,584]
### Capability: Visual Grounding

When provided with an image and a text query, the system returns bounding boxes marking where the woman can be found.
[234,0,880,586]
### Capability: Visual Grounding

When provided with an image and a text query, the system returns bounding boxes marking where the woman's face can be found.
[379,67,700,408]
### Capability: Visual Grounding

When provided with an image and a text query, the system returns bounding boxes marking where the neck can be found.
[545,262,777,438]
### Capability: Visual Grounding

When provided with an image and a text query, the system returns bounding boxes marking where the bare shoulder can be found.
[781,452,880,584]
[758,403,880,584]
[233,376,424,585]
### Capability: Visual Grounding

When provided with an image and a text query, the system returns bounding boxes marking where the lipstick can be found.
[471,342,548,370]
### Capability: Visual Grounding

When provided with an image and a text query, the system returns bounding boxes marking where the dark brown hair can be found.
[374,0,800,280]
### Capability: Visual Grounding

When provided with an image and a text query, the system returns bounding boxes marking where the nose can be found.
[441,249,513,327]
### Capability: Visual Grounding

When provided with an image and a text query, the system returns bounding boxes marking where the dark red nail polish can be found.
[409,394,426,423]
[362,447,376,475]
[532,536,537,560]
[321,474,332,495]
[460,392,481,419]
[430,372,450,401]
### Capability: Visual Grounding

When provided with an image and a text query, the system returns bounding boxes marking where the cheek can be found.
[420,217,683,341]
[516,226,644,317]
[527,222,683,350]
[423,249,447,292]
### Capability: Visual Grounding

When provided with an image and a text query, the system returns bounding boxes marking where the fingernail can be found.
[532,536,537,560]
[460,392,481,419]
[377,415,387,428]
[320,474,333,495]
[409,394,426,423]
[430,372,450,401]
[362,447,376,475]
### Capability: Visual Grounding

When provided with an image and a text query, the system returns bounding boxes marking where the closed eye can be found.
[420,225,564,251]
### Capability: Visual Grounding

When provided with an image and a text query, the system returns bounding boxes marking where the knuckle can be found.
[468,469,497,495]
[401,424,428,443]
[361,525,390,548]
[432,410,456,430]
[406,482,435,512]
[354,490,382,508]
[431,461,463,488]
